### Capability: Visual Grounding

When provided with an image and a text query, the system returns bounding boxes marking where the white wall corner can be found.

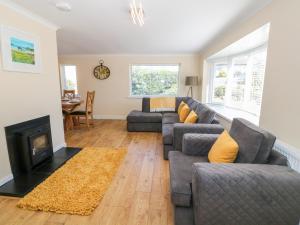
[0,0,60,30]
[53,142,67,152]
[0,173,13,186]
[93,115,126,120]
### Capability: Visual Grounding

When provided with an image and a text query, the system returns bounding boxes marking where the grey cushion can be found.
[182,133,219,156]
[268,150,288,166]
[175,97,191,111]
[127,110,162,123]
[142,98,150,112]
[230,118,276,164]
[194,105,216,124]
[162,123,174,145]
[186,99,199,110]
[162,113,179,124]
[169,151,208,207]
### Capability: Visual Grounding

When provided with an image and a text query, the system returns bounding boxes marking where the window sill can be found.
[127,95,178,99]
[206,103,259,125]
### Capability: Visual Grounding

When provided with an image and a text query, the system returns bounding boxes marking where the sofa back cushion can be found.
[175,97,191,112]
[195,105,216,124]
[229,118,276,164]
[142,97,150,112]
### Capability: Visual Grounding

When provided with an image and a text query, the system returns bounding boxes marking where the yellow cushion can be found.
[184,110,198,124]
[177,101,186,115]
[179,104,190,122]
[208,131,239,163]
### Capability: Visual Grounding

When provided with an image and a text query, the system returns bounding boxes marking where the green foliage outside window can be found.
[214,85,226,100]
[131,65,179,96]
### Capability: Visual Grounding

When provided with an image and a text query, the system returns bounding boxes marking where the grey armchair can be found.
[169,118,300,225]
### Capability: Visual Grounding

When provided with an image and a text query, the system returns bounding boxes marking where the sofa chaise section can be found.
[127,110,162,132]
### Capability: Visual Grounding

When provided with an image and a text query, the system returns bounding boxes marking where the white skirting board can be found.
[53,142,67,152]
[0,174,13,187]
[274,140,300,173]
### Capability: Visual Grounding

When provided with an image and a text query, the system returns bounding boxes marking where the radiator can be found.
[274,140,300,173]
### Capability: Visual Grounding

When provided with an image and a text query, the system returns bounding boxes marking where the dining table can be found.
[62,98,84,130]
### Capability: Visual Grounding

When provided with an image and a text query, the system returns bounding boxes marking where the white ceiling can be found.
[209,23,270,59]
[10,0,272,55]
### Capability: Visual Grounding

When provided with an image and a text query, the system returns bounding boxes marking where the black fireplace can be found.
[5,116,53,176]
[0,116,81,197]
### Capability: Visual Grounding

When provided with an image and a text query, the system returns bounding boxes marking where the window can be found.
[60,65,78,94]
[130,64,179,97]
[208,24,270,118]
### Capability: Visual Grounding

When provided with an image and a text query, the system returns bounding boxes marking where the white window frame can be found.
[207,43,268,116]
[59,64,78,95]
[129,63,181,98]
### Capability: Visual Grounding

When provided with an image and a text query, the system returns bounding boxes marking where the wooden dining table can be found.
[62,98,84,130]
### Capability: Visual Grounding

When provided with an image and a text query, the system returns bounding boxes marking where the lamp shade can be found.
[185,76,199,86]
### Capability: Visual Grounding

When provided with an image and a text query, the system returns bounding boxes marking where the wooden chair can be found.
[63,90,76,99]
[70,91,95,128]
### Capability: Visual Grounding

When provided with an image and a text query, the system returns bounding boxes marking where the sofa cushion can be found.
[162,113,179,124]
[127,110,162,123]
[208,130,239,163]
[186,99,199,110]
[175,97,191,111]
[230,118,276,164]
[169,151,208,207]
[142,98,150,112]
[162,124,174,145]
[195,105,216,124]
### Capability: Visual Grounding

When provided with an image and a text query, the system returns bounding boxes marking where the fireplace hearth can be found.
[0,116,81,197]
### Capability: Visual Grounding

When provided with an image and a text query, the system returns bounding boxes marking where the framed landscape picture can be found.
[1,26,42,73]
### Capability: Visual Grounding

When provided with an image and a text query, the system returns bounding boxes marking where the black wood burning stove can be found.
[5,116,53,176]
[16,123,53,173]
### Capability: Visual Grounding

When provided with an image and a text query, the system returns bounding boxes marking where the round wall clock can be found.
[93,60,110,80]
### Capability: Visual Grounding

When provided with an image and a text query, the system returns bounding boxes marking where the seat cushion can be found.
[169,151,208,207]
[70,110,90,115]
[195,105,216,124]
[162,124,174,145]
[230,118,276,164]
[162,113,179,124]
[127,110,162,123]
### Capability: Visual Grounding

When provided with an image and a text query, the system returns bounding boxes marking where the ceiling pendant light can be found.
[130,0,144,26]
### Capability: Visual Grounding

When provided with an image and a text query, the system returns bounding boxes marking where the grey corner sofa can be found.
[169,118,300,225]
[127,97,224,159]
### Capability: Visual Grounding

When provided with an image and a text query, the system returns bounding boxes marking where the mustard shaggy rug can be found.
[17,147,127,216]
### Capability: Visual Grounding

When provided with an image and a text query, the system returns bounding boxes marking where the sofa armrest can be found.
[182,134,219,156]
[173,123,224,151]
[192,163,300,225]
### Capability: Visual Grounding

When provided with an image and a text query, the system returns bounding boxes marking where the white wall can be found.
[200,0,300,149]
[59,54,202,118]
[0,4,65,182]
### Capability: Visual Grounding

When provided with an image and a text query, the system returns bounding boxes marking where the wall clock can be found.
[93,60,110,80]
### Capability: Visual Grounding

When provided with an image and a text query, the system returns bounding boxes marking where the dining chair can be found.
[70,91,95,128]
[63,89,76,99]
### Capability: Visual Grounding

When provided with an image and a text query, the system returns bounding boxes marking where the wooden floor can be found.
[0,120,173,225]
